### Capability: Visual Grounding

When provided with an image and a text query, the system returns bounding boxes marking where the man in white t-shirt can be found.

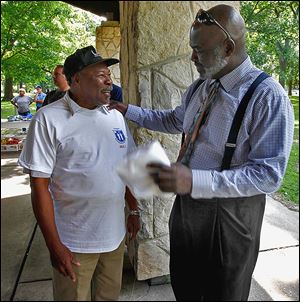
[18,46,141,301]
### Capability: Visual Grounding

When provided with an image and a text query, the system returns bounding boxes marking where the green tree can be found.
[241,1,299,94]
[1,1,98,100]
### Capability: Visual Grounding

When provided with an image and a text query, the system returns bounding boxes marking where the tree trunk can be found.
[288,79,293,95]
[278,55,286,89]
[2,76,14,101]
[277,40,289,90]
[279,76,285,89]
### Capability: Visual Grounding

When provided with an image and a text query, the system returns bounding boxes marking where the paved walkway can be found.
[1,151,299,301]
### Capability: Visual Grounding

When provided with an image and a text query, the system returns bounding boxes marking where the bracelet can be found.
[129,209,140,216]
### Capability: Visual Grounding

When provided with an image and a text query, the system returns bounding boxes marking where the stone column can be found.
[96,21,121,85]
[120,1,240,281]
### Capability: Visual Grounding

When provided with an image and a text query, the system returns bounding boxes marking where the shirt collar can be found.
[219,56,253,92]
[64,91,110,116]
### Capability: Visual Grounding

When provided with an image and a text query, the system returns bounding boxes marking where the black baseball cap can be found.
[63,45,119,81]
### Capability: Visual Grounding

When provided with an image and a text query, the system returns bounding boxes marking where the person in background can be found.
[10,88,33,117]
[109,4,294,301]
[18,45,140,301]
[111,83,123,102]
[42,64,70,107]
[33,85,46,111]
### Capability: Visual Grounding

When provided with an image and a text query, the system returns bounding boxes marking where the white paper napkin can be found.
[117,140,171,198]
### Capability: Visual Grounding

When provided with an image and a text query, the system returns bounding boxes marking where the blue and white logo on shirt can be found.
[112,128,126,144]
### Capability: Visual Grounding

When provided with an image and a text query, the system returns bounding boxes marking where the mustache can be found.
[101,87,113,93]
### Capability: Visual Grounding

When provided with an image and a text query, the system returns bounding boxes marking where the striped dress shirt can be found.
[125,57,294,199]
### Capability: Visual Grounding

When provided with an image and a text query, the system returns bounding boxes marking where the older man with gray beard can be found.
[109,4,294,301]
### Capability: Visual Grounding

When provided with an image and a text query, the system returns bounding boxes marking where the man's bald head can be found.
[207,4,246,42]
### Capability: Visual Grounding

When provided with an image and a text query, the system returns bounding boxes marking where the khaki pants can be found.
[52,238,125,301]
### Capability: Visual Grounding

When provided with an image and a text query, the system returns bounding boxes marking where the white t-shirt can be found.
[18,92,135,253]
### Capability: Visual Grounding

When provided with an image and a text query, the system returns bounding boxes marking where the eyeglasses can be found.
[195,9,234,44]
[52,73,64,78]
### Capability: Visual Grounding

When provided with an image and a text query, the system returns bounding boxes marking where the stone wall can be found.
[96,21,121,85]
[120,1,240,281]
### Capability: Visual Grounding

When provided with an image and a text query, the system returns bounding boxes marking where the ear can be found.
[73,73,80,85]
[224,39,235,58]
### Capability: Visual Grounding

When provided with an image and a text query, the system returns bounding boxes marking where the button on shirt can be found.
[125,57,294,199]
[18,92,136,253]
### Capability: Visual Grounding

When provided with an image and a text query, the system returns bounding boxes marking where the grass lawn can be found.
[1,96,299,204]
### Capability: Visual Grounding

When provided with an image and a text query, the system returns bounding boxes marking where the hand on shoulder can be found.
[108,100,128,115]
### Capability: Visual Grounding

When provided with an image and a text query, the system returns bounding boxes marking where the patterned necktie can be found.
[177,80,220,166]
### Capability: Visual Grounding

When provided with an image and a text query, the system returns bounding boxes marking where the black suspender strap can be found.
[220,72,270,171]
[181,78,205,146]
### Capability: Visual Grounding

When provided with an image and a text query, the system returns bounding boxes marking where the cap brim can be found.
[102,58,119,67]
[88,57,119,68]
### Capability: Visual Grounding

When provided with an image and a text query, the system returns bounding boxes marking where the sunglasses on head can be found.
[195,9,234,43]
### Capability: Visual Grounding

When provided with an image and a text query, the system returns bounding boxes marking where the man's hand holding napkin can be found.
[117,141,192,198]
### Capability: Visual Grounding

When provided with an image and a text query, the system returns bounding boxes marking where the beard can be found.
[199,46,228,79]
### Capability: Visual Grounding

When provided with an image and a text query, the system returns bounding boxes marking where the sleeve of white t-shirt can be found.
[22,167,51,178]
[18,118,56,175]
